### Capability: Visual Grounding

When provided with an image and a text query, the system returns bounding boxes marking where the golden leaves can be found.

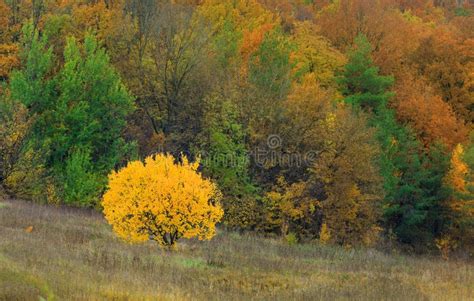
[445,144,469,193]
[102,154,223,247]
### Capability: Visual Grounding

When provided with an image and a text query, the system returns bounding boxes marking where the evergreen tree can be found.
[338,34,394,112]
[340,34,451,247]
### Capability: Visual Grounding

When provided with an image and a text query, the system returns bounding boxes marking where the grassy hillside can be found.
[0,199,472,301]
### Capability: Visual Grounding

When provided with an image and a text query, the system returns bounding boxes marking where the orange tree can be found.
[102,154,223,248]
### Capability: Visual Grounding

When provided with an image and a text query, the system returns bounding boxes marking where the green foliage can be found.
[454,8,471,16]
[213,19,242,68]
[8,25,135,206]
[54,34,135,174]
[285,232,298,246]
[197,93,260,229]
[249,29,293,99]
[62,148,102,206]
[9,23,55,114]
[200,96,252,194]
[385,143,451,245]
[340,34,451,248]
[339,34,394,112]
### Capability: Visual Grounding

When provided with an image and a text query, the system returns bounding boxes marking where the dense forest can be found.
[0,0,473,255]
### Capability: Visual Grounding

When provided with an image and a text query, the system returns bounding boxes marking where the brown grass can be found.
[0,199,472,301]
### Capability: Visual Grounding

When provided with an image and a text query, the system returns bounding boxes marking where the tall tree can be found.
[340,34,451,247]
[338,34,394,112]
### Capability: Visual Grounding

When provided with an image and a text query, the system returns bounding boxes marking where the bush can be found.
[102,154,223,248]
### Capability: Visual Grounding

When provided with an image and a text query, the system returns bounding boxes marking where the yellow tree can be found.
[198,0,277,32]
[411,26,474,123]
[263,74,382,246]
[442,144,474,252]
[311,106,383,247]
[264,177,319,237]
[291,21,346,88]
[102,154,223,248]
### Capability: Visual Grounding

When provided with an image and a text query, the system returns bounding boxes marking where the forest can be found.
[0,0,473,258]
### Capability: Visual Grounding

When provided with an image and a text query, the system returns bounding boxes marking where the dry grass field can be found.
[0,199,472,301]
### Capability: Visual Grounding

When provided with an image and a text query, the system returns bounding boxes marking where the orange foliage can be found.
[0,0,19,80]
[411,26,474,122]
[394,72,469,149]
[240,23,274,75]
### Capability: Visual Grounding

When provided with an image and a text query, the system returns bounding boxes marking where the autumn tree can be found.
[309,106,383,247]
[116,3,217,155]
[443,143,474,251]
[264,177,318,238]
[259,74,383,246]
[291,21,346,88]
[394,72,468,149]
[0,92,31,191]
[102,154,224,248]
[410,26,474,123]
[249,28,292,99]
[0,0,20,82]
[152,5,211,136]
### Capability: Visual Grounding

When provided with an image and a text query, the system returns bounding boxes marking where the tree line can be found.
[0,0,472,255]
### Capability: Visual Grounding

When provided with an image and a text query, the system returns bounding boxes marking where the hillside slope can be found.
[0,199,472,300]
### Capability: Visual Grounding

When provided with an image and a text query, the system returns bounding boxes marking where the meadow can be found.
[0,199,472,301]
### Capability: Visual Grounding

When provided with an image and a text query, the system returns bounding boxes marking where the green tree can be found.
[340,34,451,247]
[54,35,135,174]
[9,23,55,116]
[338,34,394,112]
[197,93,260,230]
[9,26,135,206]
[249,28,292,100]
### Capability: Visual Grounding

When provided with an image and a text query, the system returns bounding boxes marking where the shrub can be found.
[102,154,223,248]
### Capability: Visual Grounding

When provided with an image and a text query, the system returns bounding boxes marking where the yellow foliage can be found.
[102,154,224,247]
[46,180,60,206]
[445,144,473,218]
[445,144,469,193]
[291,21,346,87]
[443,143,474,251]
[264,177,319,236]
[319,223,331,245]
[0,99,44,201]
[0,0,19,80]
[198,0,277,32]
[198,0,278,77]
[322,183,381,247]
[435,235,457,260]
